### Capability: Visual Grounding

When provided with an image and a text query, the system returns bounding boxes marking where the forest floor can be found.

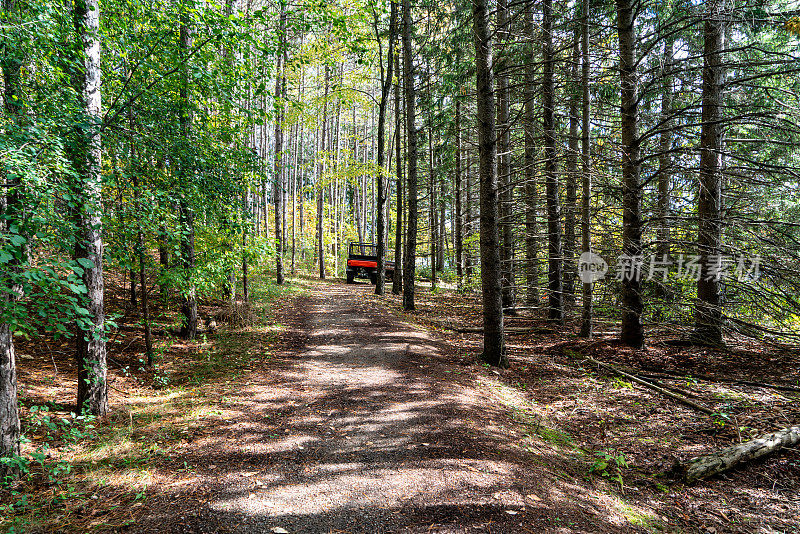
[4,276,799,533]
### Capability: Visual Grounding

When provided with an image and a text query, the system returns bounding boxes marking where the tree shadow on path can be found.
[132,284,647,534]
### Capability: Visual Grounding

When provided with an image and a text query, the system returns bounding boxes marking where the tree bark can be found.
[393,48,404,295]
[675,426,800,484]
[454,97,464,288]
[473,0,507,367]
[402,0,418,311]
[543,0,563,324]
[72,0,108,415]
[375,1,397,296]
[579,0,593,338]
[317,66,329,280]
[564,19,581,308]
[524,1,539,307]
[274,2,286,285]
[178,17,198,340]
[694,0,725,346]
[616,0,644,348]
[657,37,674,263]
[497,0,515,312]
[1,0,22,473]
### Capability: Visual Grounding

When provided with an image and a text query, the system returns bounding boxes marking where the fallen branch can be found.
[454,326,555,335]
[637,371,800,394]
[673,425,800,483]
[564,350,716,416]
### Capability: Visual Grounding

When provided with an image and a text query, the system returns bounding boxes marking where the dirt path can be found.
[136,283,639,533]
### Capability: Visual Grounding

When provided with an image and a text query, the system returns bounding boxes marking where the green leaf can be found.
[76,258,95,270]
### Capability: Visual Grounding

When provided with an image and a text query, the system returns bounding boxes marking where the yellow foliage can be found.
[785,17,800,36]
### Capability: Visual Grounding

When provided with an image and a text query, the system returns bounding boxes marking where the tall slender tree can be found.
[375,0,397,296]
[616,0,644,347]
[392,48,404,295]
[497,0,515,312]
[1,0,23,477]
[274,1,286,285]
[579,0,593,338]
[454,96,464,287]
[524,0,539,307]
[694,0,725,345]
[401,0,418,311]
[317,65,329,280]
[473,0,507,367]
[543,0,563,324]
[72,0,108,414]
[564,19,581,307]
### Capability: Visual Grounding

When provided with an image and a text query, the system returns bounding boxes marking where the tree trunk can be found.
[429,126,437,290]
[0,0,22,473]
[579,0,593,338]
[274,3,286,285]
[129,267,137,306]
[178,18,198,340]
[616,0,644,348]
[455,97,464,288]
[524,4,538,307]
[497,0,515,312]
[375,2,397,296]
[543,0,563,324]
[694,0,725,346]
[72,0,108,415]
[564,20,581,308]
[465,151,474,279]
[317,66,329,280]
[657,37,674,263]
[393,49,404,295]
[158,224,169,300]
[130,154,153,365]
[473,0,507,368]
[402,0,418,311]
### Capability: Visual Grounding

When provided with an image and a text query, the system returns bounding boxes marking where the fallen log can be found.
[673,425,800,483]
[564,350,716,416]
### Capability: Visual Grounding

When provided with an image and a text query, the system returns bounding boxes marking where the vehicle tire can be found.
[369,273,377,285]
[346,271,355,284]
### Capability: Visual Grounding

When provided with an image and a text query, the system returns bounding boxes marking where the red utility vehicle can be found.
[346,242,395,285]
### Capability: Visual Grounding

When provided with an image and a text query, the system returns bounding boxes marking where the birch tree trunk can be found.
[1,0,22,473]
[72,0,108,414]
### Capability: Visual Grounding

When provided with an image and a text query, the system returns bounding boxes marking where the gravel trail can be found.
[135,282,630,533]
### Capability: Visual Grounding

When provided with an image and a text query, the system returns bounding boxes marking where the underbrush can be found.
[1,271,304,533]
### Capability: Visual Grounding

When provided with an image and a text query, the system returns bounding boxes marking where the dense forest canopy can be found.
[2,0,800,488]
